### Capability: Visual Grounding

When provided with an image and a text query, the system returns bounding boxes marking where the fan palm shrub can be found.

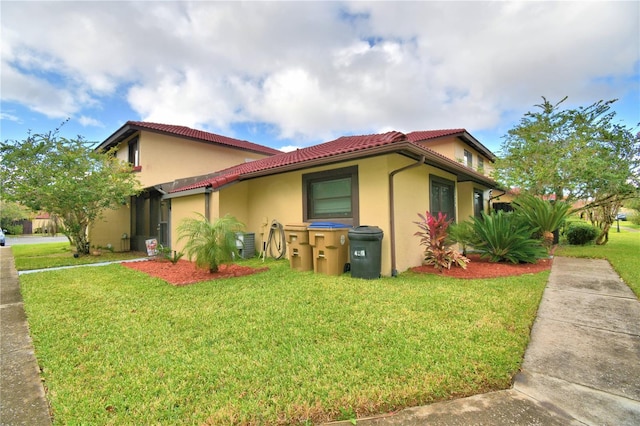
[512,194,571,249]
[471,211,547,264]
[177,214,245,273]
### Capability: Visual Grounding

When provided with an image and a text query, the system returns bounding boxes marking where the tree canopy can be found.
[493,97,639,244]
[1,130,141,253]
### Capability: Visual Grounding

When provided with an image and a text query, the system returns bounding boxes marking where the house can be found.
[91,123,499,276]
[163,129,498,276]
[89,121,281,252]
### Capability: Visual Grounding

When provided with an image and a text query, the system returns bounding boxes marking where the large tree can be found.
[493,97,639,244]
[1,130,141,254]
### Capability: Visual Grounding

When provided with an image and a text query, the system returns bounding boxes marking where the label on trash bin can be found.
[353,249,366,257]
[340,235,346,245]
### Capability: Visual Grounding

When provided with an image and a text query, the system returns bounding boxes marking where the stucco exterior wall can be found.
[115,131,271,188]
[88,205,131,251]
[169,193,209,254]
[419,137,494,176]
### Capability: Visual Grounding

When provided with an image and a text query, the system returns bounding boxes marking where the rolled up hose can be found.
[264,220,286,260]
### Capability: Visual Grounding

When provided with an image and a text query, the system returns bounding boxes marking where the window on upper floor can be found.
[477,156,484,172]
[302,166,359,226]
[463,149,473,168]
[128,137,140,167]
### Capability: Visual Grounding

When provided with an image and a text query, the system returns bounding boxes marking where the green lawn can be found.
[19,256,547,425]
[11,242,146,271]
[17,228,638,425]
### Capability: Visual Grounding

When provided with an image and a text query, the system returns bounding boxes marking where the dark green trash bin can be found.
[348,226,383,279]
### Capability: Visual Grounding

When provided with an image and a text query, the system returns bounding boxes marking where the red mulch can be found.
[122,259,268,286]
[410,254,552,279]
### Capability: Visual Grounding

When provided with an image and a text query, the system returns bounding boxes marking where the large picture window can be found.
[430,175,455,222]
[303,166,359,225]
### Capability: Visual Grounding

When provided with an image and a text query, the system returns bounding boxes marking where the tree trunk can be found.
[595,222,611,245]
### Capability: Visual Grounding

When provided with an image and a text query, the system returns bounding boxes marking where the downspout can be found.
[389,156,426,277]
[204,187,212,220]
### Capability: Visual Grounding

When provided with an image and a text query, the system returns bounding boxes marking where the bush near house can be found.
[414,212,469,271]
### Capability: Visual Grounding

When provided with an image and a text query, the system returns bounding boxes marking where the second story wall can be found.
[417,136,494,176]
[115,131,273,188]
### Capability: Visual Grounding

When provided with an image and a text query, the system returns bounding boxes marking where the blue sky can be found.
[1,1,638,154]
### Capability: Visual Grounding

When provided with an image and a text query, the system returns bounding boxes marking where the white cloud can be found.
[78,116,103,128]
[1,1,638,148]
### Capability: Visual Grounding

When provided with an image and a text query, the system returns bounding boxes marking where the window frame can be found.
[302,166,359,226]
[430,175,456,222]
[128,137,140,167]
[463,149,473,168]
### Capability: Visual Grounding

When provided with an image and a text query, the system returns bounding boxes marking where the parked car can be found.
[616,213,627,221]
[0,229,5,246]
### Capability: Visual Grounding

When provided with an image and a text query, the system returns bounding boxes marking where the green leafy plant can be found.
[446,220,476,256]
[414,211,469,271]
[471,211,547,264]
[512,194,571,249]
[177,213,245,273]
[157,244,184,264]
[565,222,598,245]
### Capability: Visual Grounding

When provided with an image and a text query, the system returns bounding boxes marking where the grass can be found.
[11,242,145,271]
[555,227,640,297]
[19,256,547,425]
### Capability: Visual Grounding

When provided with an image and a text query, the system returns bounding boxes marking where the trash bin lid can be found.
[284,224,310,232]
[348,225,383,240]
[307,222,351,229]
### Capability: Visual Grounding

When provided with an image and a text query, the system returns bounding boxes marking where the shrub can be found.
[446,220,476,256]
[177,214,245,273]
[512,194,571,249]
[470,211,547,264]
[414,211,469,271]
[565,222,598,245]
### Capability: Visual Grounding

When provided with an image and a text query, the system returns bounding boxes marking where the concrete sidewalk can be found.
[328,257,640,425]
[0,247,51,425]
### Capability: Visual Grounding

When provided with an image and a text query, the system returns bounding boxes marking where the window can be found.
[463,150,473,168]
[303,166,359,225]
[430,175,455,222]
[477,156,484,172]
[474,189,484,218]
[128,137,140,167]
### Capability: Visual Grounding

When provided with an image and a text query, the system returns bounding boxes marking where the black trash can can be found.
[348,226,383,279]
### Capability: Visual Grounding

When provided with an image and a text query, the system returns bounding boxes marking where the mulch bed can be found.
[410,254,553,279]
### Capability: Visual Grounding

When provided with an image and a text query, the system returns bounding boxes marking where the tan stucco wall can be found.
[115,131,271,188]
[168,154,467,275]
[169,193,209,254]
[88,206,131,251]
[419,137,494,176]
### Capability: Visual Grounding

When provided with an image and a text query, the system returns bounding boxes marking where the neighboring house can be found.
[162,128,498,276]
[89,121,281,252]
[32,212,59,234]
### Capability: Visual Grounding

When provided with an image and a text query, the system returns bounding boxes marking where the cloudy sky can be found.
[1,1,638,153]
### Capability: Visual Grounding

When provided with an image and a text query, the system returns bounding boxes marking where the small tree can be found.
[177,214,245,273]
[1,129,141,254]
[494,97,640,245]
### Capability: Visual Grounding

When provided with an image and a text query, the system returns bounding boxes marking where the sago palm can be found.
[177,214,245,273]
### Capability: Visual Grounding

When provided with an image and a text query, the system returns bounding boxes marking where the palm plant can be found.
[471,211,547,264]
[512,194,571,249]
[177,214,245,273]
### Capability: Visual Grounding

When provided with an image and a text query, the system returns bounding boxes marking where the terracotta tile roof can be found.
[171,131,406,192]
[100,121,281,156]
[170,130,495,193]
[405,129,466,141]
[128,121,282,155]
